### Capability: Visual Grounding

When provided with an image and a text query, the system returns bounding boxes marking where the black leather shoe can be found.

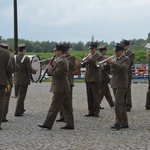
[146,108,150,110]
[15,114,23,117]
[93,114,99,117]
[85,114,93,117]
[2,119,9,123]
[110,103,114,108]
[56,118,65,122]
[61,126,74,130]
[100,106,104,109]
[0,126,2,130]
[126,108,131,112]
[38,125,51,130]
[111,124,120,130]
[120,125,129,129]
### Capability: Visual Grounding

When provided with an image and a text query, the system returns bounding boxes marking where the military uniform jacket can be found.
[8,57,14,87]
[48,55,70,92]
[100,55,111,83]
[81,53,102,82]
[14,54,36,85]
[0,48,12,85]
[66,54,75,87]
[124,50,135,79]
[110,55,130,89]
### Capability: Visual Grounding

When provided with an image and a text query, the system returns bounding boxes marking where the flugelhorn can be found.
[81,53,92,63]
[96,54,116,67]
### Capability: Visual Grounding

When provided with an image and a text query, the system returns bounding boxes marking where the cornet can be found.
[81,53,92,63]
[96,54,116,67]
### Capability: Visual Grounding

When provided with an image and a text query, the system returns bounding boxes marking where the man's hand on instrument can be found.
[107,58,112,64]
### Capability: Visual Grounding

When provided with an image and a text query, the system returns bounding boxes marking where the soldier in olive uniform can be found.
[0,43,14,122]
[56,43,76,122]
[38,43,74,130]
[81,42,102,117]
[108,43,130,130]
[0,46,12,130]
[14,43,37,116]
[122,40,135,112]
[98,45,114,109]
[145,43,150,110]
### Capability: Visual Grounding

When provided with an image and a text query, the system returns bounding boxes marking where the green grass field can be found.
[26,49,148,64]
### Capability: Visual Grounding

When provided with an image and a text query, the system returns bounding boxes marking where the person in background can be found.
[98,44,114,109]
[14,43,37,117]
[122,39,135,112]
[108,43,130,130]
[81,41,102,117]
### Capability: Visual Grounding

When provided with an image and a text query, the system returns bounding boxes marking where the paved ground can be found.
[0,82,150,150]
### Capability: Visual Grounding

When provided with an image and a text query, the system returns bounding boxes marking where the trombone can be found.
[81,53,92,63]
[96,54,116,67]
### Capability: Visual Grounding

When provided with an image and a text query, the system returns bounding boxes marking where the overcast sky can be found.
[1,0,150,43]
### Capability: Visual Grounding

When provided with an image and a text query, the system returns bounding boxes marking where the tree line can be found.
[1,33,150,52]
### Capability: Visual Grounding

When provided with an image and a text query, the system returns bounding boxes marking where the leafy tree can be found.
[33,45,43,53]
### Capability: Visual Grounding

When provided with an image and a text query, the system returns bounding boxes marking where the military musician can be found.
[0,44,12,130]
[38,43,74,130]
[14,43,37,117]
[122,39,135,112]
[108,43,130,130]
[81,41,102,117]
[98,45,114,109]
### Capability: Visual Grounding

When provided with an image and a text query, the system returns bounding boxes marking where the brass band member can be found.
[98,45,114,109]
[0,43,13,122]
[0,44,12,130]
[38,43,74,130]
[122,39,135,112]
[56,43,76,122]
[81,41,102,117]
[108,43,130,130]
[14,43,37,116]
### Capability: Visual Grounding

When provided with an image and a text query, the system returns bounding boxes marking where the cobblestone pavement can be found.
[0,82,150,150]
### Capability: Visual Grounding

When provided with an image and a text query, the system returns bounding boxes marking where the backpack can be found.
[73,58,81,75]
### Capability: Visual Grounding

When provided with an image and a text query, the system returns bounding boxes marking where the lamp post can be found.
[14,0,18,54]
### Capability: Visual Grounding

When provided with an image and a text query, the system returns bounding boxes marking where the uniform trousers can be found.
[113,88,128,126]
[146,78,150,109]
[15,85,28,115]
[124,78,132,110]
[0,86,6,126]
[59,86,73,120]
[14,84,19,97]
[2,87,12,120]
[86,82,100,115]
[99,82,114,107]
[44,92,74,129]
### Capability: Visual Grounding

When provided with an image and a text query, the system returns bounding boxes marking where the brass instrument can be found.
[96,54,116,67]
[81,53,92,64]
[38,58,51,63]
[5,84,11,93]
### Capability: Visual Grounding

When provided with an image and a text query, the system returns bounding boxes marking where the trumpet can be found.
[5,84,11,93]
[96,54,116,67]
[81,53,92,63]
